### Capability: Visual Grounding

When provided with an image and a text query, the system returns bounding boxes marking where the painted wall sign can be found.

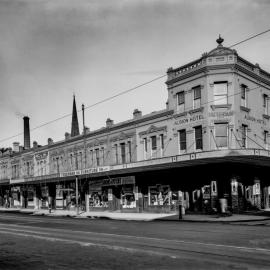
[244,115,266,125]
[174,114,204,126]
[208,111,234,118]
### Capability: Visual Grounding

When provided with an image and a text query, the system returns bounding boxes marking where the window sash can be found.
[120,143,126,163]
[160,134,164,149]
[241,85,246,100]
[144,138,148,152]
[214,82,228,105]
[242,125,247,148]
[193,98,201,109]
[264,95,269,115]
[195,126,203,150]
[179,130,186,151]
[177,92,185,105]
[264,131,268,144]
[151,136,157,151]
[193,87,201,99]
[215,123,228,148]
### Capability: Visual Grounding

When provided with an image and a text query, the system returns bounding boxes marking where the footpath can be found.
[1,207,270,223]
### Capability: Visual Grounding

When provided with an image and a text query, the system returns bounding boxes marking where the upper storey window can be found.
[241,84,247,107]
[193,86,201,109]
[263,94,269,115]
[177,91,185,113]
[213,82,228,105]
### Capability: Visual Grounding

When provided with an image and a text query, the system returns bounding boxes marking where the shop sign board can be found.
[60,166,111,178]
[10,179,25,184]
[89,176,135,187]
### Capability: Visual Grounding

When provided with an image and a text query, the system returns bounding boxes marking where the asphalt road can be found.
[0,213,270,269]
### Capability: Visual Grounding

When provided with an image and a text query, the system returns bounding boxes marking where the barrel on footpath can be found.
[219,198,227,213]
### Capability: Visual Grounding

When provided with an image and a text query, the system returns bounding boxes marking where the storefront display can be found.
[56,184,64,209]
[41,186,49,208]
[88,176,136,211]
[11,187,20,207]
[149,185,171,206]
[27,186,35,207]
[121,185,136,208]
[89,186,109,208]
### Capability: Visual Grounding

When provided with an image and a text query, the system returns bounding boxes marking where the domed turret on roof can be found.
[206,35,237,57]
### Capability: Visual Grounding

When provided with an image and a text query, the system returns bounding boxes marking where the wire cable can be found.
[1,29,270,145]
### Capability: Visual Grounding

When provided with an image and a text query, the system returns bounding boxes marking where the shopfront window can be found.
[89,187,108,208]
[149,185,171,206]
[121,185,136,208]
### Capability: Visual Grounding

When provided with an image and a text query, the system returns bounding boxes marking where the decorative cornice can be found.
[111,131,135,142]
[139,125,167,136]
[35,151,48,161]
[188,107,204,115]
[22,155,34,162]
[210,104,232,110]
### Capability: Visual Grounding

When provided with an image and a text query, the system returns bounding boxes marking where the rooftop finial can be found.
[216,34,224,46]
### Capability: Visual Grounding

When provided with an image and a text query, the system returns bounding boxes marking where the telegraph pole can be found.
[82,104,86,168]
[82,103,87,212]
[75,175,79,215]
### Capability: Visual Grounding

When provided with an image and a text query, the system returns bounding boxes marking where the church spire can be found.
[71,95,80,137]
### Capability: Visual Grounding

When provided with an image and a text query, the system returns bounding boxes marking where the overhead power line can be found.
[0,29,270,144]
[229,28,270,48]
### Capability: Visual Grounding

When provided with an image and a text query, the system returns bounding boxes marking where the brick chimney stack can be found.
[23,116,30,150]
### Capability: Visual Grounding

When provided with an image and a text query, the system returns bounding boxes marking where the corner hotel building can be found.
[1,36,270,214]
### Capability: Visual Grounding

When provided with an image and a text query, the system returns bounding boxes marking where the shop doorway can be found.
[112,186,121,211]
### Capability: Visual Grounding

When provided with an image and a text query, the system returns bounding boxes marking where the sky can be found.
[0,0,270,148]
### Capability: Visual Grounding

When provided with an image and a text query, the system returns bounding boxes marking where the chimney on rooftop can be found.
[33,141,38,148]
[48,138,53,145]
[13,142,20,153]
[106,118,114,128]
[23,116,30,150]
[133,109,142,119]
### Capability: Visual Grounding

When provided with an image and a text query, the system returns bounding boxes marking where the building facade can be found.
[1,37,270,213]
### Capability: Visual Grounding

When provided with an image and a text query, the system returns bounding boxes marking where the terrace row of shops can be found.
[1,162,270,214]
